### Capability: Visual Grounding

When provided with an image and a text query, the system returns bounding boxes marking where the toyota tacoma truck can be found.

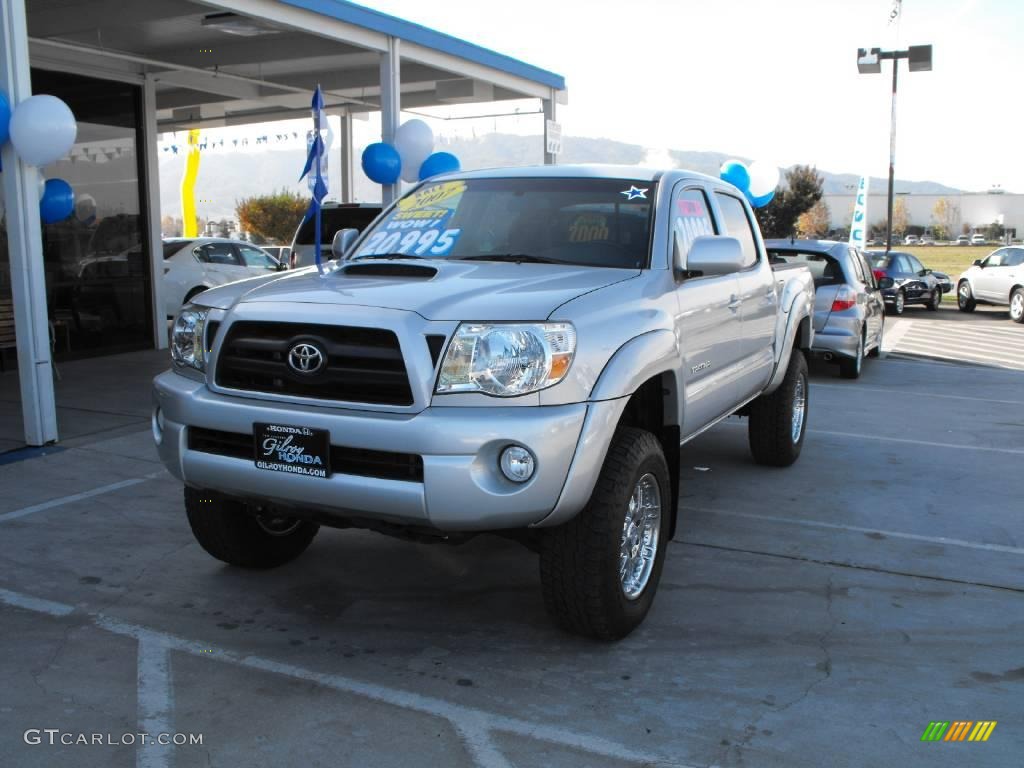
[154,166,815,640]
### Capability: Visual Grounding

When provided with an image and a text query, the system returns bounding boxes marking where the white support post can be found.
[339,111,354,203]
[0,0,59,446]
[542,90,557,166]
[142,74,167,348]
[379,36,401,206]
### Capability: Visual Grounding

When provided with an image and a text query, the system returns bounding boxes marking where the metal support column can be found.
[379,37,401,206]
[339,111,354,203]
[142,74,167,348]
[0,0,58,446]
[542,92,557,166]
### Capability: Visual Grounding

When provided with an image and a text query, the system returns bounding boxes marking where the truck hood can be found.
[195,260,640,321]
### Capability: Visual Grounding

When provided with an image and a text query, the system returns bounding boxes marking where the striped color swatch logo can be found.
[920,721,997,742]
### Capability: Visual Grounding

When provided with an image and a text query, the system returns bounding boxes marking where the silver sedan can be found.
[766,239,885,379]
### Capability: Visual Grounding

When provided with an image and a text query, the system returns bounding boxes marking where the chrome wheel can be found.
[958,283,971,308]
[791,373,807,443]
[620,473,661,601]
[895,291,905,314]
[255,512,303,537]
[1011,292,1024,322]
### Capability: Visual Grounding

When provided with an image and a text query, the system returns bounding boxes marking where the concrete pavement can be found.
[0,353,1021,767]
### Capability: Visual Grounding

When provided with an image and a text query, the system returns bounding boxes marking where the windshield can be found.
[295,206,381,245]
[351,177,657,269]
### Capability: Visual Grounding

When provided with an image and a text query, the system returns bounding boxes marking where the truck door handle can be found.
[728,295,741,311]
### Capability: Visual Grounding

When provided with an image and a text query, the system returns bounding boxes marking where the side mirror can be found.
[877,276,894,289]
[973,259,983,267]
[682,235,746,277]
[332,228,360,260]
[275,261,288,272]
[918,269,931,277]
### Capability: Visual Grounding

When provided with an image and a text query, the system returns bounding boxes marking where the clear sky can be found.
[358,0,1023,192]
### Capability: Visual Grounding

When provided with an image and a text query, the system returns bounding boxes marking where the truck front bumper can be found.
[153,371,597,531]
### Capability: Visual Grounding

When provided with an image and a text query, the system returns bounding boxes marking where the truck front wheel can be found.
[539,427,670,640]
[748,349,808,467]
[184,487,319,569]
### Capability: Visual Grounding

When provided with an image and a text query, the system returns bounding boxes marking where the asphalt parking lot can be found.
[1,314,1022,767]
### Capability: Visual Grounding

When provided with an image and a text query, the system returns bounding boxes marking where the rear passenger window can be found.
[714,193,759,269]
[670,187,715,268]
[1007,249,1024,267]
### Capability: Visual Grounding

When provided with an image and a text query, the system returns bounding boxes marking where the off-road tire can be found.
[539,428,670,641]
[184,487,318,568]
[748,349,809,467]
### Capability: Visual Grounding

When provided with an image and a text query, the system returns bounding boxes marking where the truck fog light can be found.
[499,445,535,483]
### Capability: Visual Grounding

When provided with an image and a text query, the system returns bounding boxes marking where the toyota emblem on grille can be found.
[287,342,325,374]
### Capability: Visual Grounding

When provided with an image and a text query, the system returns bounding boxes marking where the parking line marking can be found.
[882,318,913,351]
[685,507,1024,555]
[0,590,680,768]
[137,634,174,768]
[720,421,1024,455]
[0,587,74,616]
[812,382,1024,406]
[0,472,164,523]
[897,338,1024,363]
[889,345,1024,369]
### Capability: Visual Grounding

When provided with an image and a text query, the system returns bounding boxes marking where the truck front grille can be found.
[215,321,413,406]
[188,427,424,483]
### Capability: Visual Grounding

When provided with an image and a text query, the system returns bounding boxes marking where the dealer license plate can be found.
[253,422,331,478]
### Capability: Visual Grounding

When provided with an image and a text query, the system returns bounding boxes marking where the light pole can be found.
[857,44,932,253]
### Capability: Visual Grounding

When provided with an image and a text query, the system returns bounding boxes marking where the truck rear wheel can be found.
[539,427,670,640]
[748,349,808,467]
[184,487,319,569]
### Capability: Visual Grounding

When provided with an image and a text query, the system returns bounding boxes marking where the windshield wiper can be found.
[456,254,564,264]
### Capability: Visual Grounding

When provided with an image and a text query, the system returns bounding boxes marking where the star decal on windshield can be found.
[620,186,648,200]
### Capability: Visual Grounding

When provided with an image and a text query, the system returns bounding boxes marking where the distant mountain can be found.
[159,132,963,222]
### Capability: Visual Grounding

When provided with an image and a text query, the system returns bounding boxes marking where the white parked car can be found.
[903,234,919,245]
[970,234,987,246]
[957,246,1024,322]
[163,238,284,318]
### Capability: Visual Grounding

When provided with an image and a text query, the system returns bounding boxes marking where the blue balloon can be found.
[40,178,74,224]
[0,91,10,146]
[748,188,776,208]
[418,151,461,181]
[720,160,750,193]
[361,142,401,185]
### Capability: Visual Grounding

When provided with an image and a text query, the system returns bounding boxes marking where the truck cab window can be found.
[714,193,759,269]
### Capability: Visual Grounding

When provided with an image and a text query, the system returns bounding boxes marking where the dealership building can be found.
[0,0,566,447]
[822,191,1024,238]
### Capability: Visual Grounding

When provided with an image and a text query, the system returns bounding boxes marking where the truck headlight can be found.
[170,306,208,372]
[436,322,576,397]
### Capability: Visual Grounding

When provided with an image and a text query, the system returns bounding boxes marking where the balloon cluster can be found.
[0,91,78,224]
[719,159,779,208]
[361,119,461,185]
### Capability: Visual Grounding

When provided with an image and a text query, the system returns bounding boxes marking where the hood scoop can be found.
[342,262,438,279]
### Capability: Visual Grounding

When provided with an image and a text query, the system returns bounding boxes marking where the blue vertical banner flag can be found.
[299,85,329,273]
[848,176,869,251]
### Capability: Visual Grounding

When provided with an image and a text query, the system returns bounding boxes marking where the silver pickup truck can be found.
[154,165,814,639]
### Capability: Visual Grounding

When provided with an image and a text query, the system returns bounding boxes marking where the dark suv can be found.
[866,250,943,315]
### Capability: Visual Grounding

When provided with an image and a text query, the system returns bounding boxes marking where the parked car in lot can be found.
[867,250,944,315]
[919,235,936,246]
[971,234,987,246]
[957,246,1024,322]
[904,234,919,245]
[163,238,284,318]
[156,166,817,639]
[767,239,884,378]
[289,202,382,268]
[955,235,970,246]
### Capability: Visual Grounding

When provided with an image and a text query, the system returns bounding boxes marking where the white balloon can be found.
[10,95,78,168]
[747,160,780,198]
[394,119,434,183]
